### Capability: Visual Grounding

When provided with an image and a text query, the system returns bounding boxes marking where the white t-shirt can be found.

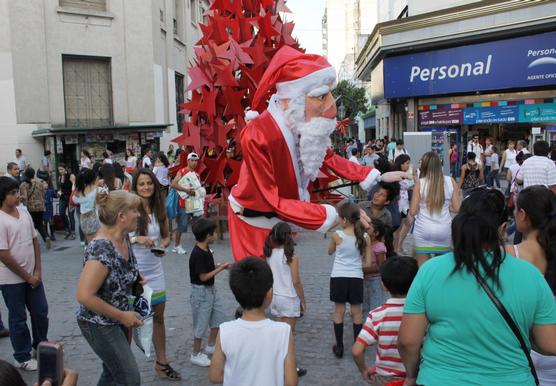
[467,142,484,165]
[220,318,290,386]
[508,163,520,193]
[348,155,359,164]
[267,248,296,298]
[0,207,37,284]
[490,153,499,170]
[503,149,517,168]
[125,156,137,169]
[142,156,152,168]
[518,156,556,188]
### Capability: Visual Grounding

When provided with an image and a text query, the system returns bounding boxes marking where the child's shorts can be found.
[330,277,363,304]
[190,284,225,339]
[270,294,301,318]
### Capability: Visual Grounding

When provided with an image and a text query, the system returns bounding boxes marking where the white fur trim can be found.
[360,168,381,191]
[245,110,260,121]
[316,204,338,233]
[276,66,336,101]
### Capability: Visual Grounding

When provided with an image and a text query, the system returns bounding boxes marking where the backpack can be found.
[461,163,481,189]
[165,188,178,220]
[27,180,45,212]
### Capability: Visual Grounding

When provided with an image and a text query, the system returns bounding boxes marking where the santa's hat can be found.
[251,46,336,113]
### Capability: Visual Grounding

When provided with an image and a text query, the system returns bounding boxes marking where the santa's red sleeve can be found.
[322,148,381,191]
[240,135,338,232]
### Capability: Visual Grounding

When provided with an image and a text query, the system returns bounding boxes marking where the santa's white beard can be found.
[285,96,336,182]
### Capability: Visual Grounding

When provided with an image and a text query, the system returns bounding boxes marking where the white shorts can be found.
[270,294,301,318]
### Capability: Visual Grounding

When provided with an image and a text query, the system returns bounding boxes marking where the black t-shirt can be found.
[189,245,215,286]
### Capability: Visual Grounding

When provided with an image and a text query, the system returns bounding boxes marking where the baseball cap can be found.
[187,152,199,160]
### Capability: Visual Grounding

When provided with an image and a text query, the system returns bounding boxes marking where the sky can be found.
[283,0,326,55]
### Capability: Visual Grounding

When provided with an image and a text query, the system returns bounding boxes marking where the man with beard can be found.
[228,47,407,260]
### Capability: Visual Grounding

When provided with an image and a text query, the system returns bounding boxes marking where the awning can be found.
[32,124,172,137]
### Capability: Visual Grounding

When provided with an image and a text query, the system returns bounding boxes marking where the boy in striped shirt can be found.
[352,256,418,386]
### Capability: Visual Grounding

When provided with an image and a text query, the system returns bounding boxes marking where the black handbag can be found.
[470,267,539,385]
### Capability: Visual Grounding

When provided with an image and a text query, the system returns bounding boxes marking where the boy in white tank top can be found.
[208,257,298,386]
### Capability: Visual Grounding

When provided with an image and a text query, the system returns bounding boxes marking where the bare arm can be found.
[199,263,231,282]
[328,232,339,255]
[479,165,485,183]
[76,260,142,328]
[381,171,413,183]
[208,332,225,384]
[160,219,171,248]
[449,178,461,213]
[398,313,428,384]
[506,169,513,182]
[32,237,42,281]
[409,179,420,217]
[532,324,556,355]
[500,151,507,170]
[458,165,467,188]
[290,256,305,310]
[284,331,298,386]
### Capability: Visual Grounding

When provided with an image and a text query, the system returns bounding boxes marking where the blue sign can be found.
[519,103,556,123]
[384,31,556,98]
[463,106,518,124]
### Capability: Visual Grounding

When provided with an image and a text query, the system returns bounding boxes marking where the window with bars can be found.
[63,56,113,128]
[59,0,106,12]
[175,72,185,132]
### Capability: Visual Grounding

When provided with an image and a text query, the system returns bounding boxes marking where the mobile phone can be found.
[150,246,166,255]
[38,341,64,386]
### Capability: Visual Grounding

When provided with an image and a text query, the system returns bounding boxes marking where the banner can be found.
[463,106,518,124]
[518,103,556,123]
[418,108,463,125]
[384,31,556,98]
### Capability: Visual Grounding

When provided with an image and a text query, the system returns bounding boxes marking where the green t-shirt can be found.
[404,252,556,386]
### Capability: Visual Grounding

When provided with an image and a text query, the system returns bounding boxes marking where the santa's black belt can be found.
[236,208,277,219]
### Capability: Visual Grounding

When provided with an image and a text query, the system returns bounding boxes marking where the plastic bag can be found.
[165,188,178,220]
[132,285,154,358]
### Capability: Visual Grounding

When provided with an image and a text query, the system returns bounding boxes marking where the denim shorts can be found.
[190,285,225,338]
[177,208,202,233]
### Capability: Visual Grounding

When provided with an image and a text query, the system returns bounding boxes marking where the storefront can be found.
[32,124,170,175]
[382,30,556,148]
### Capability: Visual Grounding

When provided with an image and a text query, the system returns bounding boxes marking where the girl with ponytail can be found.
[328,202,371,359]
[505,185,556,385]
[399,188,556,386]
[263,222,307,376]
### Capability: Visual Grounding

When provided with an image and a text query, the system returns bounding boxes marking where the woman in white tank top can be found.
[505,186,556,386]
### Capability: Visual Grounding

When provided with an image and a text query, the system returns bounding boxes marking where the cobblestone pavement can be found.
[1,230,383,386]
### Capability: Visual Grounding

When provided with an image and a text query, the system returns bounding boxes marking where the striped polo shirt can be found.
[357,297,406,377]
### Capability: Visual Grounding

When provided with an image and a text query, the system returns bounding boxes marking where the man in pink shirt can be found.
[0,176,49,371]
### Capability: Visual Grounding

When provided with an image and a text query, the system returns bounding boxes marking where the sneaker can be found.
[190,352,211,367]
[0,327,9,338]
[15,358,37,371]
[297,367,307,377]
[172,245,187,255]
[204,345,215,355]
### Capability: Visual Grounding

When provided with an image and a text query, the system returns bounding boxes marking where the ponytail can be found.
[338,202,367,256]
[263,222,295,264]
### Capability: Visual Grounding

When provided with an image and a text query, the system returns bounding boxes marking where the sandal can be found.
[155,361,181,381]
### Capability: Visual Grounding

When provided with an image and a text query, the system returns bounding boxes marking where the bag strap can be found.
[470,267,539,385]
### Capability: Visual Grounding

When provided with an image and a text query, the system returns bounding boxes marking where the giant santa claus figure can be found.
[228,46,404,260]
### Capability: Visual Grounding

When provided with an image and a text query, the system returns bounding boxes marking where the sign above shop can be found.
[384,31,556,98]
[519,103,556,123]
[463,105,518,124]
[419,108,463,125]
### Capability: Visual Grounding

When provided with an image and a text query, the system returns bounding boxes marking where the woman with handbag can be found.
[398,188,556,386]
[129,169,180,381]
[76,189,143,386]
[505,186,556,385]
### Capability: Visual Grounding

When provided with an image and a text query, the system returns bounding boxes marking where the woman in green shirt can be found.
[399,189,556,386]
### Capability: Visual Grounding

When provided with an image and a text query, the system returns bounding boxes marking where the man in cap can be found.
[171,152,205,254]
[228,46,407,260]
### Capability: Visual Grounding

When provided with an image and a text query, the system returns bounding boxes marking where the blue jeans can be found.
[0,282,49,362]
[487,169,500,188]
[78,319,140,386]
[362,276,389,317]
[0,308,5,330]
[76,206,85,242]
[59,198,75,234]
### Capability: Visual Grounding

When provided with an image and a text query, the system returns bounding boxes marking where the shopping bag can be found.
[165,188,178,220]
[133,285,154,358]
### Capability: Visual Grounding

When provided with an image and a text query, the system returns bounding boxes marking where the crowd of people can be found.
[0,133,555,386]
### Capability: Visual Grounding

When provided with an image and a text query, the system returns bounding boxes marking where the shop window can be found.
[63,56,113,128]
[175,72,185,132]
[59,0,106,12]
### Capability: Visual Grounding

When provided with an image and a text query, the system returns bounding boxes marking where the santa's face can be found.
[304,89,337,121]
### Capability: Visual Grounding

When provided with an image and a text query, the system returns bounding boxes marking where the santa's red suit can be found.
[228,47,380,260]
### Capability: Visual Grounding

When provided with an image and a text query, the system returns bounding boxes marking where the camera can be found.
[38,341,64,386]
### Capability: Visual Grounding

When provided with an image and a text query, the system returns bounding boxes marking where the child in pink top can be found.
[363,218,391,316]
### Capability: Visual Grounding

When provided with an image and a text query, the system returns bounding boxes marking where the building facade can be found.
[0,0,207,174]
[356,0,556,150]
